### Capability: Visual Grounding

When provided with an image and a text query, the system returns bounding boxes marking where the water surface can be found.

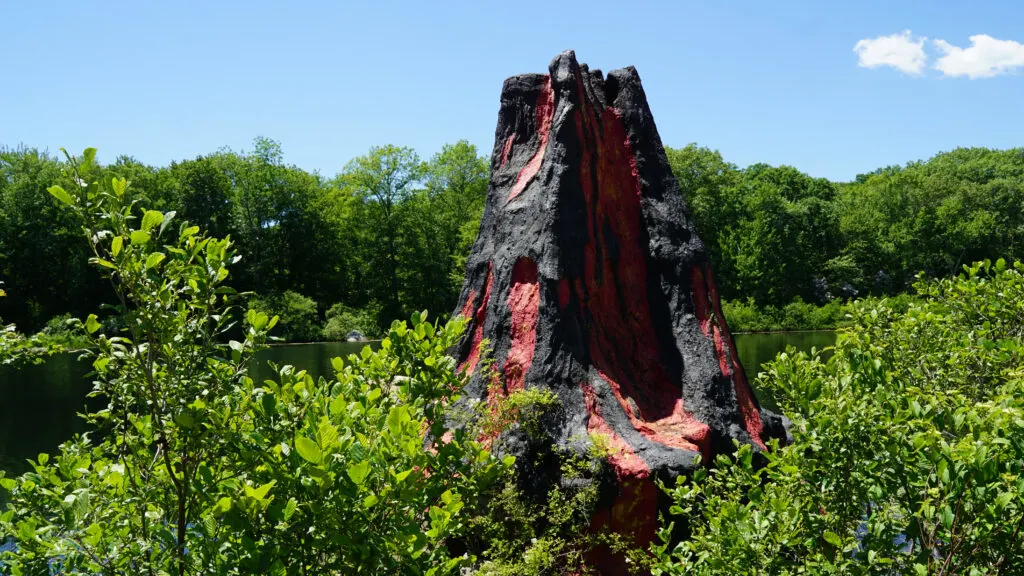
[1,333,833,478]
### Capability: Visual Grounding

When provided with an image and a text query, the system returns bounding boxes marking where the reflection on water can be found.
[250,341,379,384]
[1,334,830,479]
[0,342,376,481]
[733,331,837,410]
[0,355,97,476]
[734,331,836,377]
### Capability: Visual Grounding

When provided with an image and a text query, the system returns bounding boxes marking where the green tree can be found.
[652,260,1024,574]
[424,140,489,291]
[0,149,509,574]
[339,145,425,323]
[0,147,106,330]
[665,144,740,289]
[170,154,235,240]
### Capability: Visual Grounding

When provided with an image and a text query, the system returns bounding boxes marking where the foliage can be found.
[460,388,640,576]
[721,297,850,332]
[667,145,840,306]
[336,144,426,324]
[335,141,488,326]
[0,147,108,331]
[665,144,1024,308]
[321,302,381,341]
[0,283,75,367]
[652,259,1024,574]
[0,149,509,575]
[721,293,922,332]
[3,139,1020,338]
[466,460,618,576]
[0,139,488,339]
[249,290,321,343]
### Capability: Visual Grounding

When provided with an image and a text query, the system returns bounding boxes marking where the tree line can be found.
[3,152,1022,572]
[667,144,1024,307]
[0,138,487,338]
[2,140,1022,339]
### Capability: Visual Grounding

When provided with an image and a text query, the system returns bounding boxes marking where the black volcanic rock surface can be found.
[453,50,789,552]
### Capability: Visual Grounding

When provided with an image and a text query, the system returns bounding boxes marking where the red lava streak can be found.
[460,264,493,375]
[706,266,765,449]
[581,383,658,565]
[692,265,766,449]
[499,134,515,168]
[501,258,540,394]
[572,95,710,457]
[507,77,553,202]
[459,288,478,320]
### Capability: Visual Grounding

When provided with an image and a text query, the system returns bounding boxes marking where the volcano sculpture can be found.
[454,51,788,547]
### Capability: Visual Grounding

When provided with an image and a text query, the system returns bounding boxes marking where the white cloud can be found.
[933,34,1024,79]
[853,30,928,75]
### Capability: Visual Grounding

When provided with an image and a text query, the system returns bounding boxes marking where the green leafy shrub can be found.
[460,388,641,575]
[0,283,72,367]
[321,302,381,341]
[720,298,771,332]
[0,149,510,575]
[249,290,321,342]
[652,259,1024,575]
[723,296,858,332]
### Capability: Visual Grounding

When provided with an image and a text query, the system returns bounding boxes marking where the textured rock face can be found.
[454,51,788,550]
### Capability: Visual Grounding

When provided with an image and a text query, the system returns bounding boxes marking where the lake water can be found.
[0,332,835,479]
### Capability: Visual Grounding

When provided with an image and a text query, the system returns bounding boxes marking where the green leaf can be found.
[145,252,166,270]
[111,235,123,257]
[244,480,276,501]
[823,531,842,547]
[387,405,409,436]
[247,309,268,330]
[173,411,195,429]
[347,460,371,486]
[47,185,74,206]
[995,492,1014,510]
[283,498,297,520]
[82,522,103,547]
[329,394,346,416]
[212,496,232,514]
[94,258,117,270]
[363,494,379,508]
[317,418,339,449]
[393,469,413,484]
[85,314,101,334]
[941,505,955,530]
[81,147,97,170]
[159,211,177,236]
[141,210,164,232]
[295,436,321,464]
[17,519,36,541]
[367,388,382,403]
[111,177,127,197]
[130,230,151,245]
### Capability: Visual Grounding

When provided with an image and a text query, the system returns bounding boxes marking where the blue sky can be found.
[2,0,1023,181]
